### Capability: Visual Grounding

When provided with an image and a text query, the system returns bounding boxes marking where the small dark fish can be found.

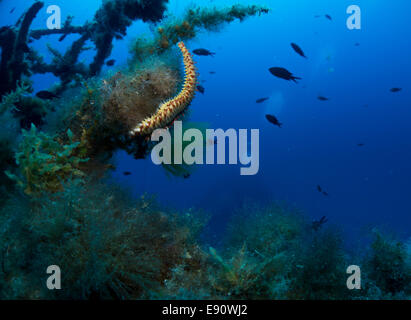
[314,15,321,18]
[317,185,328,196]
[269,67,301,83]
[390,88,402,93]
[209,71,216,74]
[196,85,205,94]
[106,59,116,66]
[193,48,215,57]
[316,186,329,196]
[312,216,328,231]
[35,90,60,100]
[10,7,16,14]
[354,42,360,47]
[357,143,365,147]
[265,114,282,128]
[123,171,132,176]
[58,34,67,42]
[291,43,307,58]
[325,14,332,21]
[317,96,329,101]
[183,173,191,179]
[256,97,269,104]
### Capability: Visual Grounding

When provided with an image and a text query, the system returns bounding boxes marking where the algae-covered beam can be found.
[30,25,87,40]
[131,4,270,61]
[29,0,171,77]
[1,0,269,102]
[30,16,87,40]
[0,1,44,99]
[89,0,169,76]
[0,27,16,97]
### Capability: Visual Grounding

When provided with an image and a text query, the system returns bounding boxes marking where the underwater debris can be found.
[265,114,282,128]
[193,48,215,57]
[269,67,301,83]
[130,42,197,136]
[290,43,307,58]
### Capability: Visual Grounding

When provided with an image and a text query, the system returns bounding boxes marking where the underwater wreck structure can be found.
[0,1,410,301]
[0,0,170,97]
[0,0,269,174]
[0,0,269,141]
[0,0,269,96]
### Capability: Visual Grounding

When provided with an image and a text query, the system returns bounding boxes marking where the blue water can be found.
[2,0,410,240]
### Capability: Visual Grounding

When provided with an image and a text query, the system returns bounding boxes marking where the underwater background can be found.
[0,0,410,299]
